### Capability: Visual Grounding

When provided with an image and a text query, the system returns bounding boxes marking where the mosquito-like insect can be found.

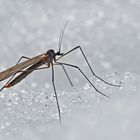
[0,22,120,123]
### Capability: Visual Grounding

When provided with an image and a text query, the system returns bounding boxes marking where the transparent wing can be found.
[0,53,46,82]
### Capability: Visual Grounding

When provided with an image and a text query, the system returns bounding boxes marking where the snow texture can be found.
[0,0,140,140]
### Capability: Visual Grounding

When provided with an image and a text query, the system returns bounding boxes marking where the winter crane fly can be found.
[0,22,120,123]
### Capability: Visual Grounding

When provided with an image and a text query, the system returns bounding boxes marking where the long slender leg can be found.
[56,46,120,87]
[51,63,61,123]
[56,62,109,98]
[16,56,30,64]
[60,65,73,87]
[0,56,30,92]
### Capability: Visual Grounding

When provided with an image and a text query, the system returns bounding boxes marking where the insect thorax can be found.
[46,49,56,63]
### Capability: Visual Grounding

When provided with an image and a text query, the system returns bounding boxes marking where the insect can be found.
[0,22,120,123]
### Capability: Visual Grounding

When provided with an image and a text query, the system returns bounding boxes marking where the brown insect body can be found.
[2,49,58,88]
[0,21,120,124]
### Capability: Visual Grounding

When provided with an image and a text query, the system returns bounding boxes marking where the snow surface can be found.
[0,0,140,140]
[0,72,139,140]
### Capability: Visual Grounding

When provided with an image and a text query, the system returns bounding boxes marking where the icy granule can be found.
[0,72,140,140]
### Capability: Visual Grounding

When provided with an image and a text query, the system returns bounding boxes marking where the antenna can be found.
[58,20,68,53]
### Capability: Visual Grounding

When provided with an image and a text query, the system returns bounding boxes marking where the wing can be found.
[5,61,47,88]
[0,53,46,82]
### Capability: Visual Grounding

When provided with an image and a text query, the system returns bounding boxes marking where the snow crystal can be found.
[0,72,139,140]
